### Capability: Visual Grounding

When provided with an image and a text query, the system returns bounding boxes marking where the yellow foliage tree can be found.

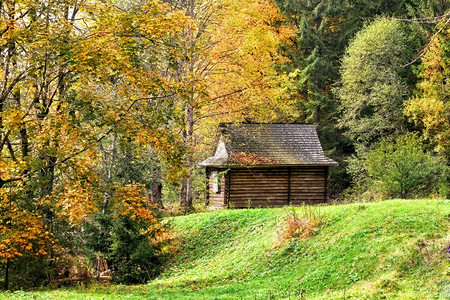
[164,0,298,209]
[404,23,450,158]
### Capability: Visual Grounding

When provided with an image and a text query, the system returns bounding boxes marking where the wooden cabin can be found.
[199,123,338,208]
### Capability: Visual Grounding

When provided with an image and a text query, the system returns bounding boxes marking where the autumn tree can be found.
[0,0,188,289]
[82,183,167,284]
[161,0,297,210]
[405,18,450,158]
[0,0,95,288]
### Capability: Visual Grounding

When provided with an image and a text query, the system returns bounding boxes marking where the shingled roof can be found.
[200,123,338,167]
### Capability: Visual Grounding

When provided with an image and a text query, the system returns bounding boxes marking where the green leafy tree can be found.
[336,18,412,146]
[273,0,450,194]
[80,132,169,284]
[273,0,449,129]
[83,183,167,284]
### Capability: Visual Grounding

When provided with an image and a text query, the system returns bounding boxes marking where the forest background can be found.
[0,0,449,289]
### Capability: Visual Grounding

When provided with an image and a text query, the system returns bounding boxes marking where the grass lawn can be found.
[1,199,449,299]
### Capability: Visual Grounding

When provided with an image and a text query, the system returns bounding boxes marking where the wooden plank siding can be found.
[290,167,326,205]
[226,167,327,208]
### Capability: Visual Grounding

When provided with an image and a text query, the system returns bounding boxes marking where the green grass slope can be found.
[2,199,449,299]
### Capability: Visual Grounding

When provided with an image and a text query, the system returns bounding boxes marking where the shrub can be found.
[365,133,445,198]
[108,214,164,284]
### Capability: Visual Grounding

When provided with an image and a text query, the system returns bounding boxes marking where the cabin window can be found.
[211,170,220,193]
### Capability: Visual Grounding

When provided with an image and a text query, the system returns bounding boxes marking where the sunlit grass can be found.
[2,199,449,299]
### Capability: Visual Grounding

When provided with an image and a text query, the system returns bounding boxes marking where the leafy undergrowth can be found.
[2,199,449,299]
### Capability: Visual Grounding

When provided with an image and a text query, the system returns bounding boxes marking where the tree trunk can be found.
[179,178,187,207]
[176,0,197,212]
[179,177,193,212]
[4,191,12,291]
[185,175,193,210]
[151,181,163,208]
[179,100,194,210]
[4,259,9,290]
[184,102,194,211]
[39,155,56,284]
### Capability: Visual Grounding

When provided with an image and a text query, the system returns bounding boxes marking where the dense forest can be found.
[0,0,449,290]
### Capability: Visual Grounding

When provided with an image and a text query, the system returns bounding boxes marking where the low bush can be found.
[346,133,448,200]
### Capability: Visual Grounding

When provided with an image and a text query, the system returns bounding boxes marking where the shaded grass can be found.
[2,199,449,299]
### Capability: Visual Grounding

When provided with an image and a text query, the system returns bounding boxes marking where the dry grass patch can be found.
[278,206,325,244]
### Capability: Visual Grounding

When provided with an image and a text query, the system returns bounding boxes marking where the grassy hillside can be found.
[2,199,449,299]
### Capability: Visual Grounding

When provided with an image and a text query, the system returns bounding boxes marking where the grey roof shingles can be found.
[200,123,338,167]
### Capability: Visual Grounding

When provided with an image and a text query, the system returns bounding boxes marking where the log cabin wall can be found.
[227,167,327,208]
[228,168,288,208]
[207,168,227,207]
[290,167,327,205]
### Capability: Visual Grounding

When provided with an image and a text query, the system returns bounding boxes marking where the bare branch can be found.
[5,137,16,162]
[401,14,450,68]
[194,107,247,122]
[364,11,450,24]
[0,130,10,153]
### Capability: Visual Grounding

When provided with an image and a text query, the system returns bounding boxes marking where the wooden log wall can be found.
[290,167,326,206]
[228,168,288,208]
[227,167,327,208]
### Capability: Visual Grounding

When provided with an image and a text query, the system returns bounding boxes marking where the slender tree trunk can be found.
[177,0,196,211]
[151,181,163,208]
[4,201,10,291]
[0,62,6,288]
[4,259,9,290]
[4,187,12,291]
[179,177,193,211]
[184,102,194,210]
[185,174,193,210]
[179,178,187,207]
[179,100,194,210]
[40,156,56,284]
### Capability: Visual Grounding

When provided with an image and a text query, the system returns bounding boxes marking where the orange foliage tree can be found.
[0,0,188,289]
[0,0,299,287]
